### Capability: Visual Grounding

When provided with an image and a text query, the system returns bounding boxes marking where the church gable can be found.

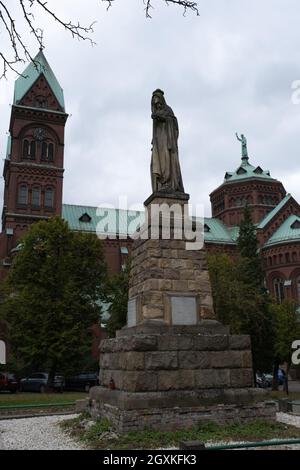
[257,194,300,244]
[19,74,63,112]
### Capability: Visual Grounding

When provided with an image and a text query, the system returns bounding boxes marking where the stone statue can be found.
[151,89,184,193]
[236,132,248,160]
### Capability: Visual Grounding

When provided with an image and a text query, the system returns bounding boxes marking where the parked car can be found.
[65,372,99,392]
[256,372,273,388]
[0,372,18,393]
[256,370,285,388]
[19,373,65,393]
[256,372,268,388]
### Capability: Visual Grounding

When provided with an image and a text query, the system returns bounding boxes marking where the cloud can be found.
[1,0,300,217]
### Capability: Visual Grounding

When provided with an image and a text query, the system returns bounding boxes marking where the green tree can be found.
[270,300,300,392]
[3,217,106,385]
[237,204,264,288]
[208,253,274,376]
[207,254,240,329]
[236,205,274,374]
[103,261,130,338]
[208,206,275,376]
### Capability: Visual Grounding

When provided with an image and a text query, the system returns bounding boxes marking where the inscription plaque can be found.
[171,296,197,325]
[127,298,137,327]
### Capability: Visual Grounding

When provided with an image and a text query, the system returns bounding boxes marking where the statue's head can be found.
[152,89,166,109]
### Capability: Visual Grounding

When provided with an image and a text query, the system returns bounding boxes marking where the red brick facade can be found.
[210,179,286,226]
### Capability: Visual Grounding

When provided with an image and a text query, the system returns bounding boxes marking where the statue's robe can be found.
[151,105,184,193]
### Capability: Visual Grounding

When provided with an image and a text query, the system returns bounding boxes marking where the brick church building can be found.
[1,51,300,363]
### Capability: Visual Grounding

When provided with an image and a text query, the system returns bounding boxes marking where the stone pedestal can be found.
[90,323,275,432]
[89,192,276,431]
[127,192,214,327]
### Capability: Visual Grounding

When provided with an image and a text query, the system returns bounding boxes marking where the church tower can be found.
[209,135,286,227]
[0,50,68,264]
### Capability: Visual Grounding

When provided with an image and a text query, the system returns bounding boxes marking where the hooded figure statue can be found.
[151,89,184,193]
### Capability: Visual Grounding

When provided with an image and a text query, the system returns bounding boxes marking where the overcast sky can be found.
[1,0,300,216]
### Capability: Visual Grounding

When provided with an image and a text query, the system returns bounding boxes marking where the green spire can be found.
[13,49,65,111]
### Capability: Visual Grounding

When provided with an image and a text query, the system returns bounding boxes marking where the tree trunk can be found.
[272,359,279,391]
[283,361,291,395]
[47,361,57,392]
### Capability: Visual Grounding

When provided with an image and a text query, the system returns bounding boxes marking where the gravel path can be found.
[276,412,300,428]
[1,412,300,450]
[0,414,84,450]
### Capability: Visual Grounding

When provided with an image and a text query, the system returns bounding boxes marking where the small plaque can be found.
[127,298,137,327]
[0,340,6,365]
[171,296,197,325]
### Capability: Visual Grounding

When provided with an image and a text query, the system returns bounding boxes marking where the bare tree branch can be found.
[143,0,199,18]
[102,0,199,17]
[0,0,199,80]
[33,1,96,44]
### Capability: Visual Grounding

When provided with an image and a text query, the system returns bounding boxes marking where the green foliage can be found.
[237,204,264,288]
[270,300,300,363]
[103,262,130,337]
[207,254,238,327]
[206,206,300,378]
[237,204,258,259]
[3,217,106,377]
[208,253,274,373]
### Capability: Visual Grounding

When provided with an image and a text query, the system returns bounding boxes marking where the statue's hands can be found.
[152,113,165,122]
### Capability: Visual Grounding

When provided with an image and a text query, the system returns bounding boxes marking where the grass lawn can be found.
[61,415,300,450]
[0,392,87,407]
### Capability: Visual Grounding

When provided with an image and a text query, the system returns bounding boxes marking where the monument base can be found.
[88,388,275,433]
[87,324,276,432]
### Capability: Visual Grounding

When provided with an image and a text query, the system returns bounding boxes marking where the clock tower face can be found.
[34,127,47,141]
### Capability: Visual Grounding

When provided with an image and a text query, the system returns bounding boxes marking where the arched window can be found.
[41,142,54,162]
[32,187,41,207]
[41,142,48,160]
[274,278,285,304]
[0,340,6,365]
[18,184,28,205]
[48,143,54,162]
[44,188,54,208]
[30,141,36,160]
[23,139,29,157]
